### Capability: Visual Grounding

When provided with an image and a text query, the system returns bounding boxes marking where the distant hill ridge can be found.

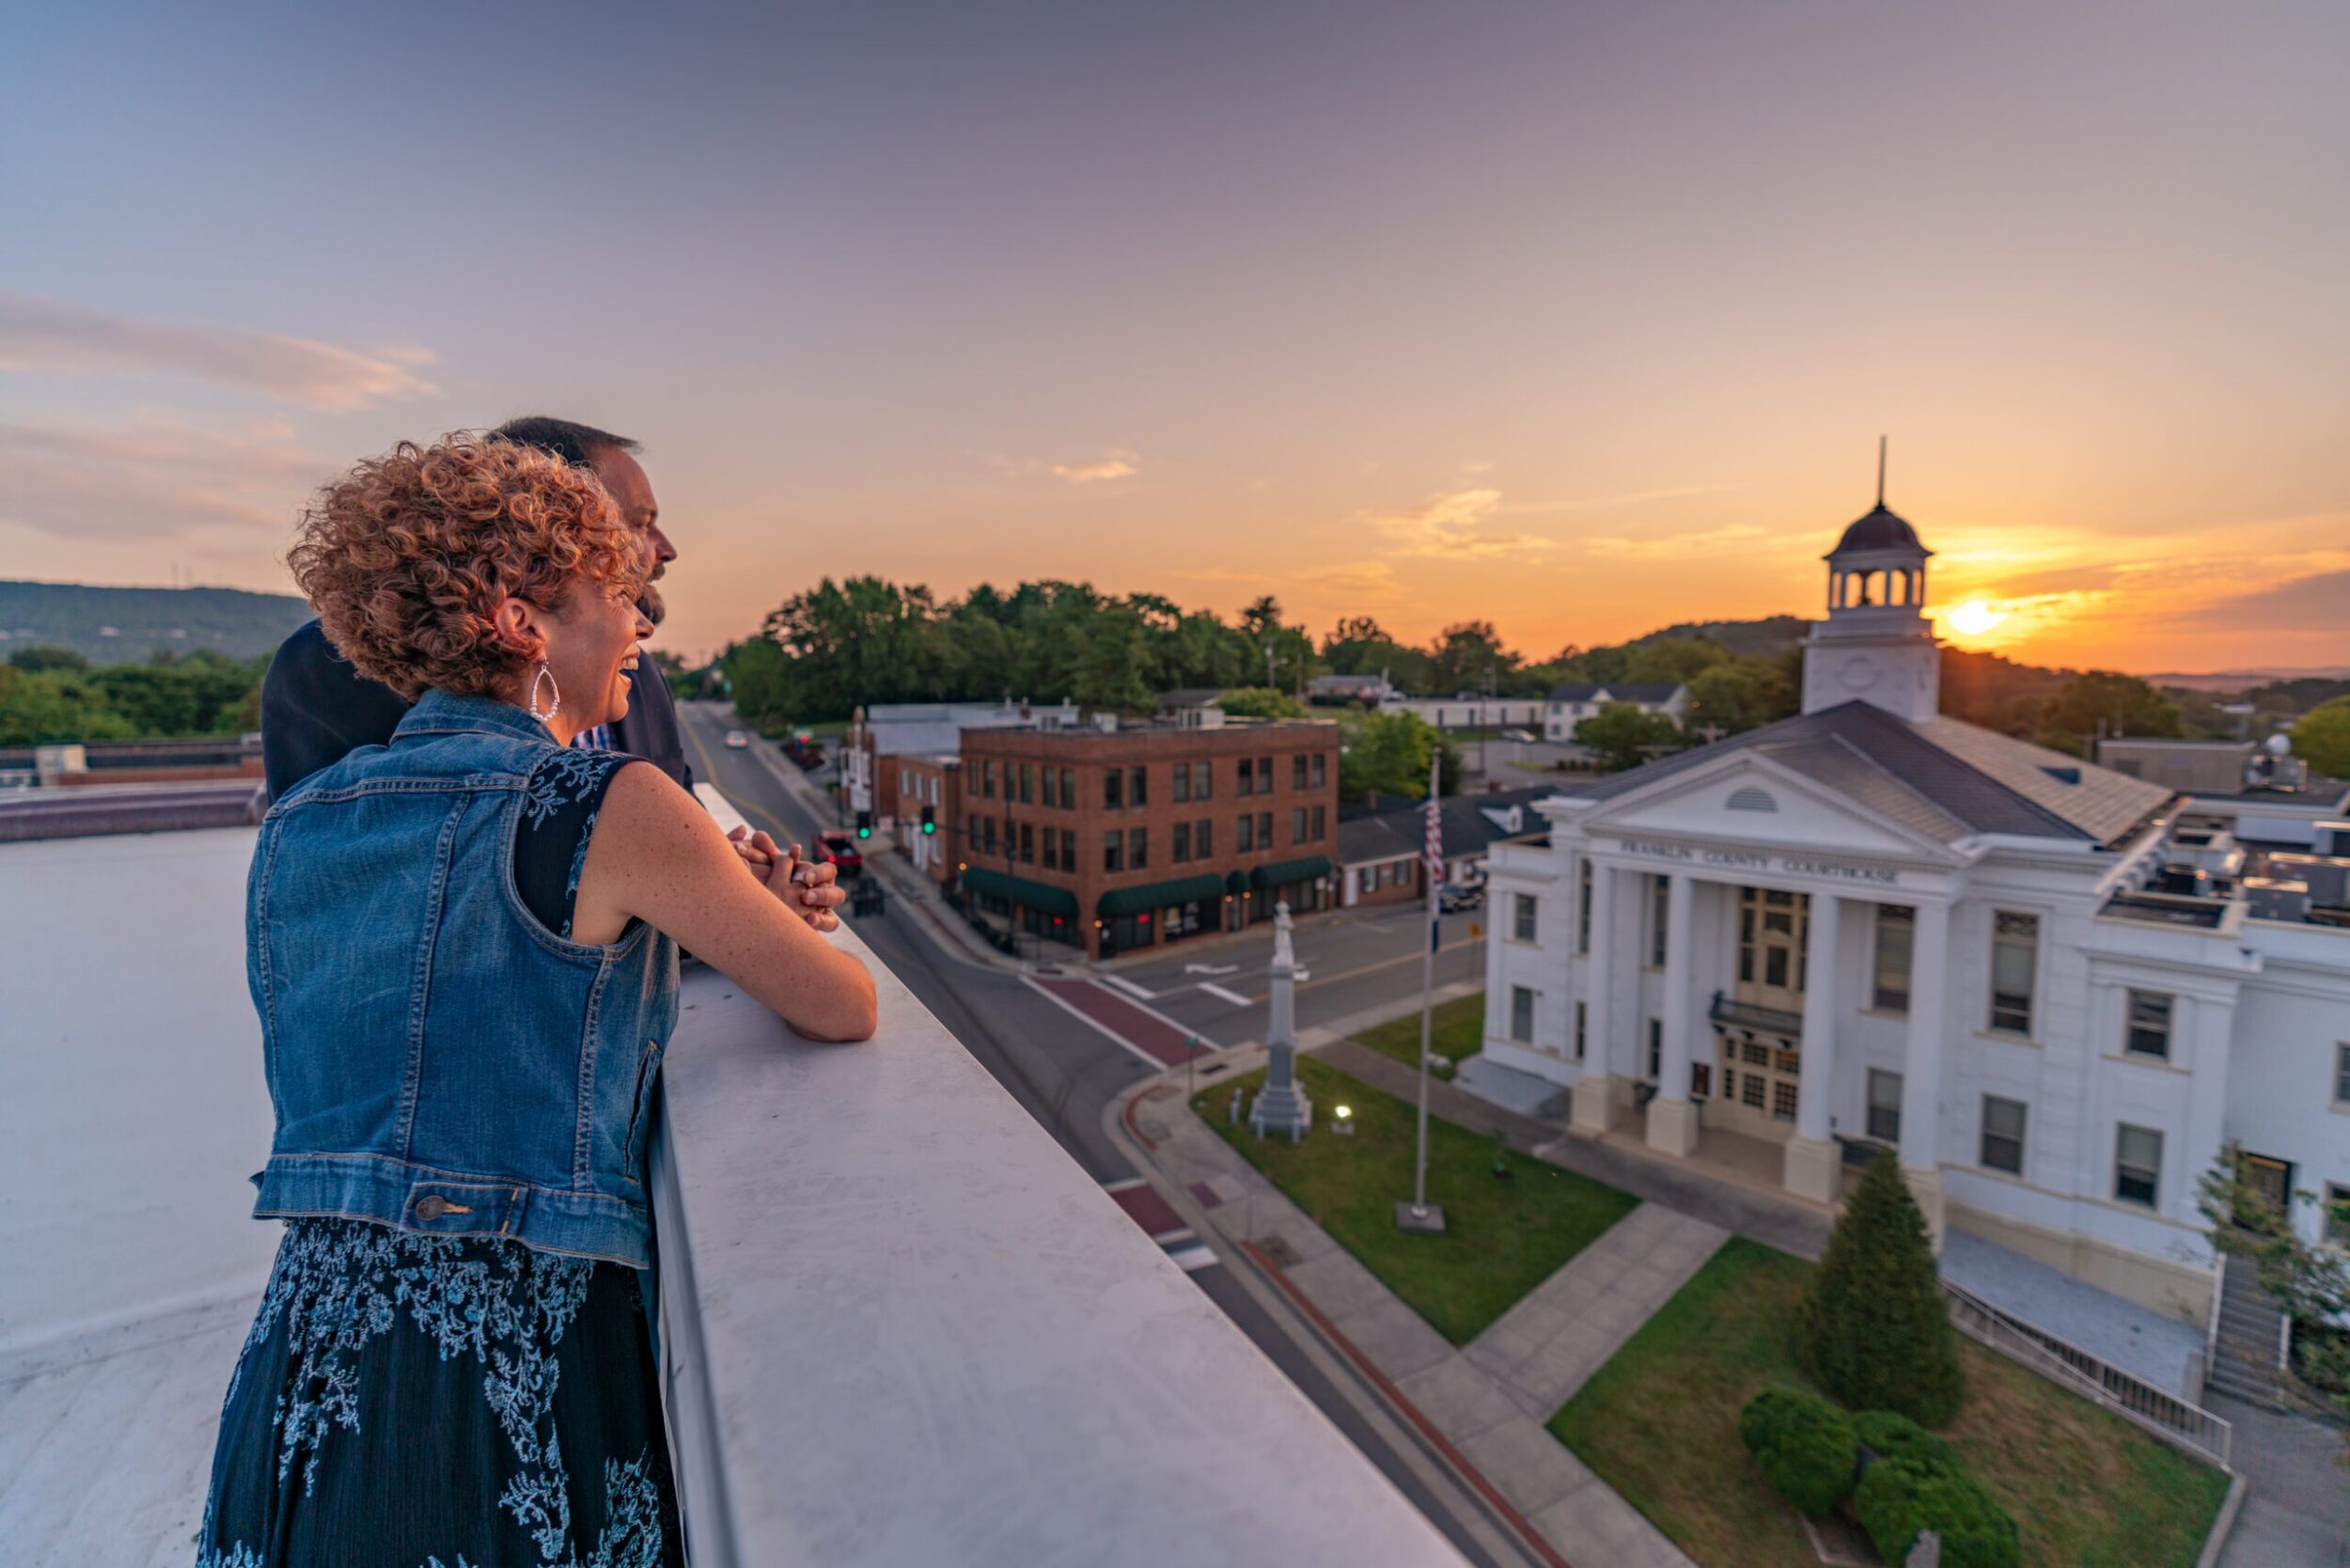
[0,580,310,666]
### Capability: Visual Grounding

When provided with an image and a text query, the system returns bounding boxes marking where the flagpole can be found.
[1399,745,1446,1232]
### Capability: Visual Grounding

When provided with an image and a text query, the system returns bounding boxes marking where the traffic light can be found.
[920,805,936,836]
[854,808,872,839]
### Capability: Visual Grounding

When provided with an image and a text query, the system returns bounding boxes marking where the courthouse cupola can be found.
[1801,440,1943,722]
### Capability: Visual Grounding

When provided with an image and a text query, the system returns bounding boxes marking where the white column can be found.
[1898,900,1950,1247]
[1784,893,1842,1201]
[1571,859,1619,1135]
[1645,871,1700,1156]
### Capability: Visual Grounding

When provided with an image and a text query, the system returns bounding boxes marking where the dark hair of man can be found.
[488,416,640,470]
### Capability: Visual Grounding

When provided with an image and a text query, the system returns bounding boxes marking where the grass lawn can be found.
[1349,993,1486,1080]
[1550,1237,2232,1568]
[1196,1056,1636,1343]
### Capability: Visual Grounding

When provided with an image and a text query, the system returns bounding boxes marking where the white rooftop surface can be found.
[0,808,1462,1566]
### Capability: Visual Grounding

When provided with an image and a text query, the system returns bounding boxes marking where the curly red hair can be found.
[287,434,649,701]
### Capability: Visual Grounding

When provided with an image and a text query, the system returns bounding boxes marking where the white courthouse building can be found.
[1483,494,2350,1330]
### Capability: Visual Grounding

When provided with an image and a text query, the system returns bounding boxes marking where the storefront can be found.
[959,867,1082,948]
[1096,872,1228,958]
[1246,855,1334,922]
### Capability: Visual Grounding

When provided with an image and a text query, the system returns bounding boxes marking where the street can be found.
[674,702,1516,1567]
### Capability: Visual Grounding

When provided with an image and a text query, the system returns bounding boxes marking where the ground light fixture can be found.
[1332,1104,1355,1136]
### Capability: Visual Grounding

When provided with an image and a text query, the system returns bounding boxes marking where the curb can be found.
[2193,1470,2248,1568]
[1105,1067,1561,1568]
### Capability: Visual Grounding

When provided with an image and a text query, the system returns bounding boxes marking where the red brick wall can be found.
[960,720,1340,956]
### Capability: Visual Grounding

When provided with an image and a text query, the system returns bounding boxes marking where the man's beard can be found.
[638,574,666,627]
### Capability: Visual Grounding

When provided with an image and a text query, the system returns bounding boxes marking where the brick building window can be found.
[1292,808,1308,843]
[1058,767,1075,809]
[1017,823,1034,864]
[1310,754,1326,788]
[1192,761,1212,799]
[1104,769,1122,809]
[1104,832,1123,872]
[1237,815,1254,853]
[1293,755,1308,791]
[1256,757,1273,792]
[1257,812,1273,850]
[1131,766,1148,807]
[1018,762,1034,805]
[1196,820,1212,857]
[1130,828,1149,870]
[1173,766,1190,804]
[1174,822,1192,862]
[979,760,995,798]
[1042,831,1058,870]
[1237,763,1253,799]
[1060,829,1075,868]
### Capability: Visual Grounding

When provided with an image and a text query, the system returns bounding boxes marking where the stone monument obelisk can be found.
[1248,901,1312,1141]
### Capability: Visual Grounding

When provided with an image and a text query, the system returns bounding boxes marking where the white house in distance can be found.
[1543,682,1689,742]
[1483,487,2350,1331]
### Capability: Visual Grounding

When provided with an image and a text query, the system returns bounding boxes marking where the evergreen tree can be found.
[1796,1152,1965,1426]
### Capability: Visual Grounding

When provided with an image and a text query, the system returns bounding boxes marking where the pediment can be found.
[1581,753,1959,865]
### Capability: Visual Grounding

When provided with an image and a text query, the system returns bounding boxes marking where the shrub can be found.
[1738,1388,1858,1517]
[1856,1455,2021,1568]
[1853,1409,1955,1470]
[1796,1152,1965,1425]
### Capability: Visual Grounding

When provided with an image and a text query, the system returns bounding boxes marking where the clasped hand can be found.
[726,825,846,933]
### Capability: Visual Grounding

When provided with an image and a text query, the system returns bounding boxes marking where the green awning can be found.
[1224,869,1251,896]
[960,867,1078,917]
[1250,855,1334,890]
[1097,872,1229,919]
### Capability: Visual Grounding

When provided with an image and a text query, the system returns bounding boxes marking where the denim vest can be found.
[246,689,680,1267]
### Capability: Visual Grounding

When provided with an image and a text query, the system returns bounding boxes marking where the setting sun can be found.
[1948,600,2008,638]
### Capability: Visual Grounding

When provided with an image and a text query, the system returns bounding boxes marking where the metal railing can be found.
[1708,990,1805,1039]
[1944,1278,2232,1469]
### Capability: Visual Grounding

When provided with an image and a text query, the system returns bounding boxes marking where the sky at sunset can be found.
[4,2,2346,675]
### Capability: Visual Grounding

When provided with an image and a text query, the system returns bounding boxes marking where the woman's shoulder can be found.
[519,745,636,825]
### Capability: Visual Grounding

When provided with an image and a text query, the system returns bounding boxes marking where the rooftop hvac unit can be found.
[2315,821,2350,858]
[2267,855,2350,909]
[2244,877,2312,923]
[1094,712,1119,733]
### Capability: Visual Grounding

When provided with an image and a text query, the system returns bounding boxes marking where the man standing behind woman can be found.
[259,416,692,799]
[202,434,875,1566]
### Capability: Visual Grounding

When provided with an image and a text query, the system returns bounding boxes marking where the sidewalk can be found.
[1117,1057,1701,1568]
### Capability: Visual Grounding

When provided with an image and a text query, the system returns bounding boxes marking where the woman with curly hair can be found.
[198,435,875,1568]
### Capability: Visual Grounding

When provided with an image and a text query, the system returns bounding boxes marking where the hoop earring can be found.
[527,663,560,723]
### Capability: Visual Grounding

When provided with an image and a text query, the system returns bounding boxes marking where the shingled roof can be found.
[1576,700,2172,848]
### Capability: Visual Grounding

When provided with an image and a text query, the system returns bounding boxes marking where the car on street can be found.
[1438,881,1484,914]
[812,829,865,878]
[1500,728,1537,743]
[724,729,752,749]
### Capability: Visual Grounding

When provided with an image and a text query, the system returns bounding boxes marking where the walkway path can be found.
[2212,1392,2350,1568]
[1125,1061,1701,1568]
[1466,1205,1728,1419]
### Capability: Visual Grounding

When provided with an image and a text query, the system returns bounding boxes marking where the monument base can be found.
[1393,1200,1449,1234]
[1249,1088,1312,1142]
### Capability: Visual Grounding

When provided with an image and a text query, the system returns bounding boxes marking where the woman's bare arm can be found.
[571,761,878,1042]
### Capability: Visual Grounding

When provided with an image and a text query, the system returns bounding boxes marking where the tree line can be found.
[0,647,268,746]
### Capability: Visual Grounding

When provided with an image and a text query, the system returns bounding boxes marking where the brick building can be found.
[890,753,964,883]
[956,717,1340,959]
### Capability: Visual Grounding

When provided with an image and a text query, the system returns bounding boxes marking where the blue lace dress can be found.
[199,752,682,1568]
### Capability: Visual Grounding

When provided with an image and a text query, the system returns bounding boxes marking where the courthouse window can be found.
[1574,1000,1587,1061]
[2326,1184,2350,1247]
[1577,861,1592,954]
[1867,1069,1903,1143]
[1980,1095,2027,1175]
[1650,876,1669,967]
[1511,985,1535,1043]
[1989,912,2038,1035]
[2124,991,2173,1060]
[1647,1018,1662,1079]
[1872,905,1914,1014]
[1514,893,1538,943]
[2333,1043,2350,1105]
[2114,1123,2163,1208]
